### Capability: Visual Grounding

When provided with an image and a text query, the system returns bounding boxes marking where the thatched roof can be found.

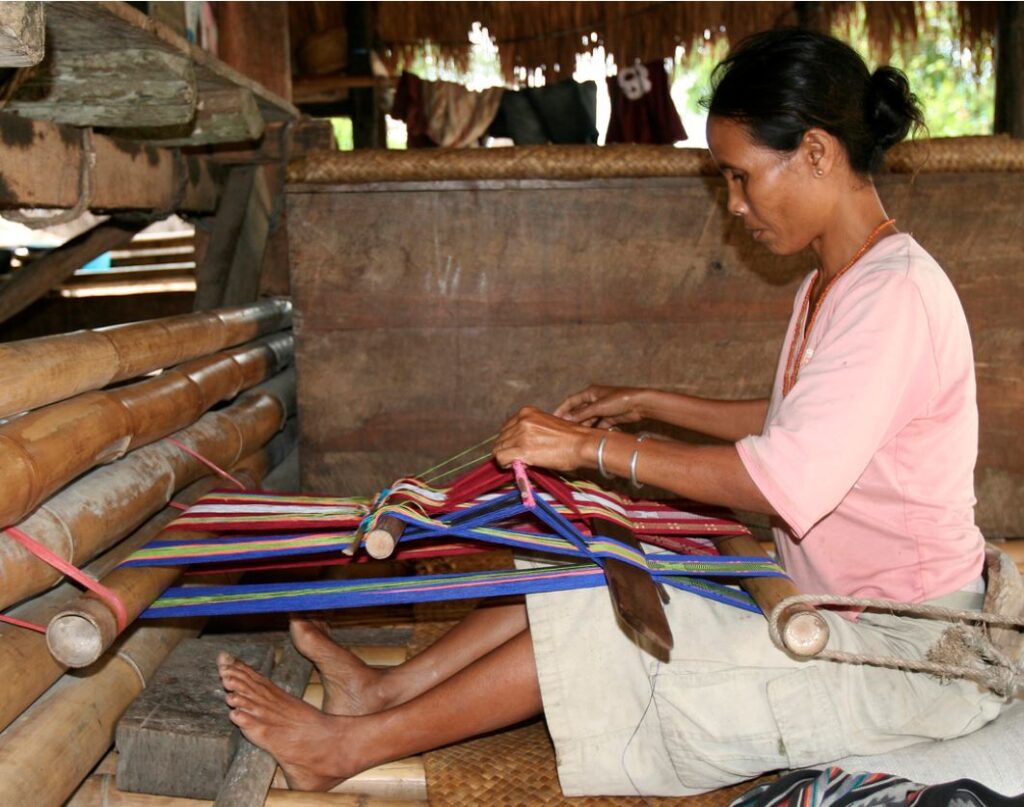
[373,1,998,84]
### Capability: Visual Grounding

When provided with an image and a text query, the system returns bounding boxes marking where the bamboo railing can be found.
[0,300,298,807]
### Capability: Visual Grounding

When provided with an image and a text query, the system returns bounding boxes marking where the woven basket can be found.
[288,136,1024,185]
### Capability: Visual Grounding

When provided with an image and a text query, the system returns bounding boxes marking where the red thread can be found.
[4,526,130,633]
[0,614,46,633]
[168,501,190,511]
[164,437,247,491]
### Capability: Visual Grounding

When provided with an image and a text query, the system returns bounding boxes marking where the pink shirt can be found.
[736,233,984,604]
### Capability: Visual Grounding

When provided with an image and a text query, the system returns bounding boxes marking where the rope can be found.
[769,593,1024,698]
[5,128,95,228]
[163,436,248,491]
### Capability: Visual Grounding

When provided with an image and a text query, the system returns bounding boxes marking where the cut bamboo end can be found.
[364,516,406,560]
[47,598,119,668]
[777,604,830,657]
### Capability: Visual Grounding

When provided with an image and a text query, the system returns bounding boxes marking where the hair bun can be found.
[867,67,925,152]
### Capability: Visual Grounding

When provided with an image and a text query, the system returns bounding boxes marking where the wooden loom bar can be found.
[0,334,292,531]
[0,297,291,418]
[0,370,295,611]
[715,533,830,657]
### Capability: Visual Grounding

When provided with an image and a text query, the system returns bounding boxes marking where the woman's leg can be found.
[290,601,528,715]
[219,628,542,791]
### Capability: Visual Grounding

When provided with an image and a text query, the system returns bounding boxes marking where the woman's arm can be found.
[494,407,775,515]
[555,385,769,442]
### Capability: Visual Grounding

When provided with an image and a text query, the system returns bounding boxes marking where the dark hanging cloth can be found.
[488,79,599,145]
[391,71,434,148]
[391,72,504,148]
[606,60,686,145]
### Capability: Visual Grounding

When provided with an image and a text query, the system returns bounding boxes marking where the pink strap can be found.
[164,437,247,491]
[4,526,130,633]
[0,614,46,633]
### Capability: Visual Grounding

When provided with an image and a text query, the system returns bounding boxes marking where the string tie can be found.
[164,437,247,491]
[3,526,129,634]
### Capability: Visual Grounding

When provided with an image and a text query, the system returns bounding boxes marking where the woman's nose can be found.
[727,191,747,218]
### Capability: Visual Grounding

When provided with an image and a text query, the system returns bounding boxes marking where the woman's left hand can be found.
[493,406,594,472]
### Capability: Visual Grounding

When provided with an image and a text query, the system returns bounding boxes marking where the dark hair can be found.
[703,29,925,174]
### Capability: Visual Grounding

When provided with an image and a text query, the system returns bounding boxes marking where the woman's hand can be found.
[553,384,648,428]
[493,406,594,472]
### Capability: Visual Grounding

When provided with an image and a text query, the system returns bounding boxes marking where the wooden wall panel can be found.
[288,172,1024,537]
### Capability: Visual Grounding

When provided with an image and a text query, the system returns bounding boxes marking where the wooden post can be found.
[347,2,384,149]
[995,1,1024,138]
[194,165,272,310]
[213,1,293,102]
[0,217,148,324]
[793,1,828,32]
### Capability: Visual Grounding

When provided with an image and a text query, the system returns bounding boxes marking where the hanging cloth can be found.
[606,60,687,145]
[391,72,505,148]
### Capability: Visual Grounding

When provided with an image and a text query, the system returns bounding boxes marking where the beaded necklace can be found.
[782,218,896,397]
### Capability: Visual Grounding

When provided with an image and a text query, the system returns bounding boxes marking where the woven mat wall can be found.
[288,135,1024,184]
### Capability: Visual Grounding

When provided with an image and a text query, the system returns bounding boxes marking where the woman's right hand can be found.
[553,385,648,428]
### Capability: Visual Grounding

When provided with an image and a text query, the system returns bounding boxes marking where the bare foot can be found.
[289,617,388,716]
[217,652,357,791]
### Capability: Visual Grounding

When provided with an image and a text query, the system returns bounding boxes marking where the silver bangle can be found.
[629,435,648,489]
[596,434,613,479]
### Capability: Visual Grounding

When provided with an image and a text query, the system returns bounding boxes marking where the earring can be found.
[814,168,824,177]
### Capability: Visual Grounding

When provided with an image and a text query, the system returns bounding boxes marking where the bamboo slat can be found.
[0,369,295,611]
[0,333,292,530]
[0,297,291,419]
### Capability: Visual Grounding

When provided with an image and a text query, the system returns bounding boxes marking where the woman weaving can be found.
[217,30,1005,795]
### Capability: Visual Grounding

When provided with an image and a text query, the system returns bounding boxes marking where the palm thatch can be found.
[374,1,999,84]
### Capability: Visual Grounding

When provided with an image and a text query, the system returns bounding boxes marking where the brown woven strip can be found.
[422,719,774,806]
[288,137,1024,185]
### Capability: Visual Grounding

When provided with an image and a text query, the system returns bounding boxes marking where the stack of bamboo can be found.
[0,299,298,807]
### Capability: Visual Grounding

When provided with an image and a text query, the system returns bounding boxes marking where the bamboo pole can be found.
[0,297,291,419]
[0,450,287,807]
[0,333,292,530]
[715,533,830,657]
[0,369,295,611]
[0,471,249,734]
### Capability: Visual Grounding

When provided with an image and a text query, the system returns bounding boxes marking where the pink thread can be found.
[168,501,190,511]
[0,614,46,633]
[512,460,537,508]
[4,526,130,633]
[164,437,247,491]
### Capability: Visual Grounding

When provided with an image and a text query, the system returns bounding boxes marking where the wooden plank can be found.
[115,637,275,800]
[122,87,265,146]
[0,218,147,323]
[6,47,196,127]
[207,118,336,165]
[214,643,313,807]
[0,1,44,66]
[44,1,298,122]
[0,114,220,211]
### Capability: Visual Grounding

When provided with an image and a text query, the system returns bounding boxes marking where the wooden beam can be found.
[0,114,220,211]
[995,1,1024,138]
[0,1,44,66]
[0,218,147,323]
[6,47,197,127]
[205,118,336,165]
[120,87,265,146]
[193,164,271,309]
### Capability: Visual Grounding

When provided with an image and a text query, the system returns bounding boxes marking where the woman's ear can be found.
[801,128,838,178]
